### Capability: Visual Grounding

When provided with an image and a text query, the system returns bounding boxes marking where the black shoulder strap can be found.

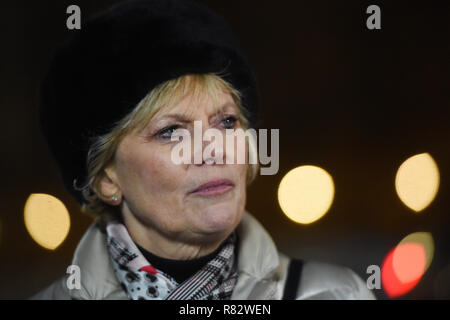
[282,258,304,300]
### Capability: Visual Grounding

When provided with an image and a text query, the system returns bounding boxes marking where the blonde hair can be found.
[76,73,259,217]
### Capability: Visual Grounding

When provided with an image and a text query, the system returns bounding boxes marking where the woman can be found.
[34,0,375,300]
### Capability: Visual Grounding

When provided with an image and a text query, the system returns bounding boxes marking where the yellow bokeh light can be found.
[395,153,440,212]
[24,193,70,250]
[278,165,335,224]
[397,232,434,273]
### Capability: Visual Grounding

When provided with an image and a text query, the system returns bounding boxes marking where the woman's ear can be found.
[98,164,122,205]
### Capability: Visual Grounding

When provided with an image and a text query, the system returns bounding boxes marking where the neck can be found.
[120,206,226,260]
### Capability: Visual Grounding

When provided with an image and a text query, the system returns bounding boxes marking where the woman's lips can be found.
[189,179,234,196]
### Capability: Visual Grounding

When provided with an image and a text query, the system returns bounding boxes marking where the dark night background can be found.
[1,0,449,299]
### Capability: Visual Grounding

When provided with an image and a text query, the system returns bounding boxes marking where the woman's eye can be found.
[221,116,239,129]
[157,125,181,139]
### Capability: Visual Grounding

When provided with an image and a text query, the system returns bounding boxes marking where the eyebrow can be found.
[155,102,237,123]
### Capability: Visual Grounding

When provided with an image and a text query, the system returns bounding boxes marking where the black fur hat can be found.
[37,0,259,205]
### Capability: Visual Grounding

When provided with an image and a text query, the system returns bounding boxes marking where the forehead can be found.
[154,88,237,121]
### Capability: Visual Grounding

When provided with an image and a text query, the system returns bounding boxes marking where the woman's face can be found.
[105,89,248,245]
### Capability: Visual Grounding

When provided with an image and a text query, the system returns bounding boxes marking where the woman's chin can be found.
[195,207,242,237]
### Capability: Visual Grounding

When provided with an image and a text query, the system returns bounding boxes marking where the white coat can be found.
[31,212,376,300]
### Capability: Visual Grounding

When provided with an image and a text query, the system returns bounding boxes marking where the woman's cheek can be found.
[141,148,185,192]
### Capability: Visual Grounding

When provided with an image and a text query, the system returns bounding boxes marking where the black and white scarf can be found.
[105,221,238,300]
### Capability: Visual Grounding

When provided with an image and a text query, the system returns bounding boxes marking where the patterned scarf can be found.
[105,221,239,300]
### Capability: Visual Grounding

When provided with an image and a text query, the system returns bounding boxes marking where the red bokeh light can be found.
[381,243,426,298]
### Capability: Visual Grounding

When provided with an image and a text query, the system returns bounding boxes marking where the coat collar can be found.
[231,213,281,299]
[69,211,282,300]
[69,219,126,299]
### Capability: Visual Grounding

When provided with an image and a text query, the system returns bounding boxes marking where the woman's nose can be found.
[192,123,226,166]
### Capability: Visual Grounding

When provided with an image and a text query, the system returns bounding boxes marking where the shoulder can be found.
[234,213,376,300]
[31,220,126,300]
[30,277,71,300]
[294,260,376,300]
